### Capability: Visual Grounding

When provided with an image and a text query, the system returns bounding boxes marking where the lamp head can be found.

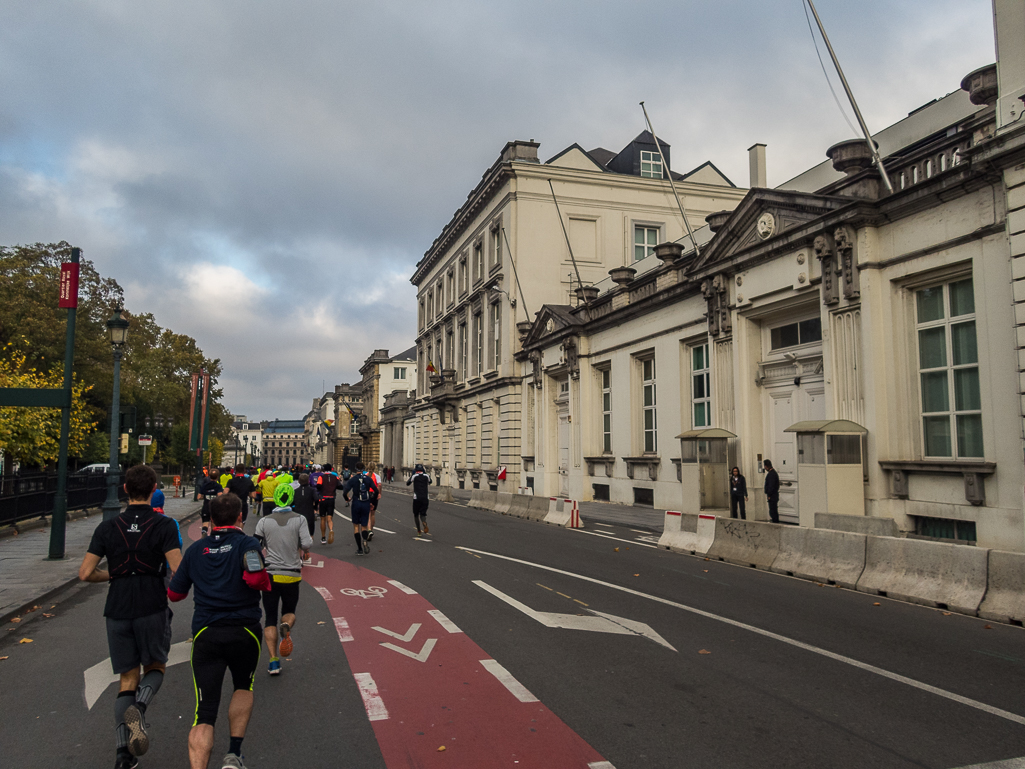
[106,306,129,348]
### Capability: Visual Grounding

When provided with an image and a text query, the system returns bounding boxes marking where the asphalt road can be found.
[1,491,1024,768]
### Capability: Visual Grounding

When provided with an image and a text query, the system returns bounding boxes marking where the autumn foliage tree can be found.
[0,242,231,470]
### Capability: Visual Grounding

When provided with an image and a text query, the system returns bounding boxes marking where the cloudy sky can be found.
[0,0,995,420]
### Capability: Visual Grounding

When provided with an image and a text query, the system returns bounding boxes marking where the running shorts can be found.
[191,623,262,726]
[261,579,301,627]
[318,496,335,518]
[106,610,171,674]
[351,504,371,527]
[413,498,429,517]
[262,500,275,517]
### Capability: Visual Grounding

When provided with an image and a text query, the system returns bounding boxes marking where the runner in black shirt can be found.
[225,464,256,525]
[198,475,224,537]
[79,464,182,769]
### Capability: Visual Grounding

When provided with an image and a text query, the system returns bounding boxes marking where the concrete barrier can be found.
[770,527,867,589]
[508,494,531,519]
[704,518,780,570]
[544,499,582,528]
[469,490,497,511]
[468,489,482,508]
[815,513,899,538]
[856,536,989,615]
[435,486,454,503]
[526,496,550,521]
[658,511,716,554]
[494,492,513,514]
[979,550,1025,624]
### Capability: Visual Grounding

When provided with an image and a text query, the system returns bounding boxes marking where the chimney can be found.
[748,144,767,188]
[994,0,1025,131]
[501,140,540,164]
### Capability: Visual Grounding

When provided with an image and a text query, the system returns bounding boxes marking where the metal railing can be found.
[0,471,126,527]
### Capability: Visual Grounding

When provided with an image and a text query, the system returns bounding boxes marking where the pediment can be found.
[692,189,848,271]
[522,304,579,348]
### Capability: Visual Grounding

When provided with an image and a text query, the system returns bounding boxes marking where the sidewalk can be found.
[0,495,203,623]
[384,482,666,532]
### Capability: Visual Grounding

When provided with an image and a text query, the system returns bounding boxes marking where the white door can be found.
[558,412,570,497]
[770,393,798,523]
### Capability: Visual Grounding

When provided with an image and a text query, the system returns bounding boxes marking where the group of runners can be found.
[80,459,435,769]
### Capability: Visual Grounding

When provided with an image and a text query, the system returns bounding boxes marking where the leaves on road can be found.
[437,746,446,752]
[873,602,881,606]
[10,617,20,623]
[698,649,711,655]
[633,574,640,577]
[614,547,619,552]
[984,625,993,630]
[0,656,8,660]
[18,638,32,643]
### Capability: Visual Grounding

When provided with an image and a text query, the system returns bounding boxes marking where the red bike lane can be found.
[302,552,614,769]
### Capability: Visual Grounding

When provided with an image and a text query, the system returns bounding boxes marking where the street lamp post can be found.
[101,307,129,521]
[243,435,249,466]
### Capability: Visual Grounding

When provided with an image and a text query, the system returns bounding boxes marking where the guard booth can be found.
[784,420,867,527]
[676,428,736,514]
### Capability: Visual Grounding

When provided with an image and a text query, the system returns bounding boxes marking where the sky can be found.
[0,0,996,420]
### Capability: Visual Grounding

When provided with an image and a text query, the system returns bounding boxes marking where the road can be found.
[1,491,1024,768]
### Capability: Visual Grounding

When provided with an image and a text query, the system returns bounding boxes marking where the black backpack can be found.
[358,474,370,502]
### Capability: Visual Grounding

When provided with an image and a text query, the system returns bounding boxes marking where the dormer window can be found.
[640,150,662,179]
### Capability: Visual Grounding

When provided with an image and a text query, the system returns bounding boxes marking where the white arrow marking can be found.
[381,637,437,662]
[372,622,421,642]
[473,581,676,651]
[84,640,192,710]
[302,560,324,568]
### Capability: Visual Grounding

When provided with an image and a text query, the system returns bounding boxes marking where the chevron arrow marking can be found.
[381,637,437,662]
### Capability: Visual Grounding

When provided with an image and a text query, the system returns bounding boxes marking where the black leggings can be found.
[191,624,262,726]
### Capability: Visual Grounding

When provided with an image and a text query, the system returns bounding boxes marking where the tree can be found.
[0,346,97,468]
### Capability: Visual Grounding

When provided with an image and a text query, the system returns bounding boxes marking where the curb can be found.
[0,506,204,627]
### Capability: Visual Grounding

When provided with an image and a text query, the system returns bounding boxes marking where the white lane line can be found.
[480,659,539,703]
[456,547,1025,728]
[571,529,657,548]
[594,522,614,527]
[334,616,354,642]
[589,762,618,769]
[952,759,1025,768]
[314,586,333,601]
[387,579,418,595]
[353,672,389,720]
[428,609,464,634]
[84,640,192,710]
[332,512,395,533]
[629,529,649,534]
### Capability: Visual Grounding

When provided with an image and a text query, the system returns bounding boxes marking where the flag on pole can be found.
[497,466,507,481]
[345,403,357,419]
[426,359,437,373]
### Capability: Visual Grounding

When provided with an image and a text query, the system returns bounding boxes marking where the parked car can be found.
[77,464,110,475]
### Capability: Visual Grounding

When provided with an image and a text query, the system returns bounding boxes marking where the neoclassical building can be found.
[406,132,747,490]
[516,10,1025,552]
[359,347,416,467]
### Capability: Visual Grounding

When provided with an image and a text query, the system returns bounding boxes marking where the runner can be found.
[254,482,312,673]
[366,462,383,542]
[168,493,269,769]
[342,462,379,556]
[226,464,257,525]
[197,472,224,537]
[257,469,279,519]
[218,467,232,491]
[406,463,433,536]
[79,464,182,768]
[314,463,341,545]
[290,474,319,547]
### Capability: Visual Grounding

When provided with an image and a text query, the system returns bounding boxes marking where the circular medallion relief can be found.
[545,319,555,333]
[756,212,776,240]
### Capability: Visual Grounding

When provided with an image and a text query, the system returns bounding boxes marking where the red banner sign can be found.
[59,262,79,308]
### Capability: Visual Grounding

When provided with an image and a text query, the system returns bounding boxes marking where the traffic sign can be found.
[137,435,153,446]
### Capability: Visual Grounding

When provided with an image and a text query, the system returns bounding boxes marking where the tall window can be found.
[601,368,612,453]
[634,225,659,261]
[447,271,455,306]
[459,322,467,379]
[473,312,483,377]
[394,367,406,380]
[642,357,657,453]
[640,150,662,178]
[474,243,484,282]
[418,299,425,330]
[491,303,501,369]
[692,344,711,428]
[917,278,982,458]
[446,329,454,371]
[491,225,502,267]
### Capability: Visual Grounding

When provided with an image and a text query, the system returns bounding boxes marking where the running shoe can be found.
[268,658,281,676]
[123,704,149,757]
[221,754,247,769]
[321,537,327,544]
[367,530,374,542]
[328,530,334,544]
[278,623,292,657]
[114,753,139,769]
[423,522,430,534]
